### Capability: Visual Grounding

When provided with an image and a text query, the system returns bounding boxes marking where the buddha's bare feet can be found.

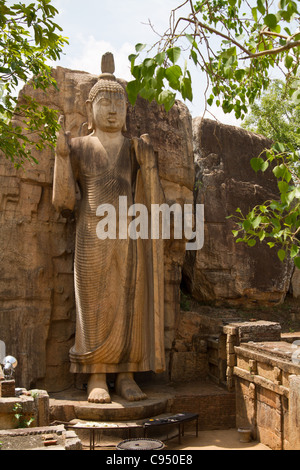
[87,373,111,403]
[115,372,147,402]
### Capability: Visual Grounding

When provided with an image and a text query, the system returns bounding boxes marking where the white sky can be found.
[50,0,241,126]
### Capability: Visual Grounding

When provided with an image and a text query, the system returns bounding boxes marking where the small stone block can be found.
[0,380,15,398]
[44,440,58,447]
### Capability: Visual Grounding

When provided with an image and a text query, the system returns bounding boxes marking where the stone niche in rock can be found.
[0,66,194,391]
[183,117,293,308]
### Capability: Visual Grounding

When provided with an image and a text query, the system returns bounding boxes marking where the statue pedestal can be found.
[0,379,15,398]
[49,388,171,423]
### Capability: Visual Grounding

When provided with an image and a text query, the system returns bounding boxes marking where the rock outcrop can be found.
[183,117,293,307]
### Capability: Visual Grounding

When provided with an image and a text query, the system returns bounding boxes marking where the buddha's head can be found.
[86,53,127,133]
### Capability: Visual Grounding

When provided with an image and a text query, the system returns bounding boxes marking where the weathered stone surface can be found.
[289,375,300,450]
[234,339,300,449]
[124,91,194,357]
[0,424,82,450]
[170,311,223,382]
[291,267,300,298]
[170,351,208,382]
[0,66,194,391]
[183,117,293,307]
[227,320,282,344]
[0,396,35,429]
[0,380,15,398]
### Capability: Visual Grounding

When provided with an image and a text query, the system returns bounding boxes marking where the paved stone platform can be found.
[49,380,235,429]
[49,387,172,423]
[0,424,82,450]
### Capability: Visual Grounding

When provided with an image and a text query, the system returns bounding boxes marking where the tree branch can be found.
[172,16,252,56]
[245,40,300,59]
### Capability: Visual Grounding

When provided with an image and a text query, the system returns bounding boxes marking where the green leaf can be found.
[291,89,300,105]
[155,52,166,66]
[294,257,300,269]
[291,245,299,259]
[135,43,146,53]
[247,239,257,247]
[186,33,198,49]
[190,49,198,65]
[257,0,266,15]
[180,76,193,102]
[278,181,289,193]
[235,69,245,81]
[251,157,265,172]
[252,216,262,229]
[126,80,141,105]
[273,164,292,182]
[157,90,176,112]
[166,47,181,64]
[243,219,252,231]
[273,142,286,154]
[207,95,214,106]
[278,249,286,261]
[165,65,182,90]
[264,14,278,30]
[139,87,156,102]
[285,55,294,70]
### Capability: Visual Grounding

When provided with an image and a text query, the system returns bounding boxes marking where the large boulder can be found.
[183,117,293,307]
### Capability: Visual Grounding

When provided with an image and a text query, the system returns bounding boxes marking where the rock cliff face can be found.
[183,117,293,307]
[0,66,194,390]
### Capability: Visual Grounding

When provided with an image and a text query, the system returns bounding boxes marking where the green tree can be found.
[242,79,300,151]
[0,0,68,167]
[126,0,300,266]
[127,1,300,115]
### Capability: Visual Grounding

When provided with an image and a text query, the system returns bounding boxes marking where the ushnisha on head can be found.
[86,52,128,133]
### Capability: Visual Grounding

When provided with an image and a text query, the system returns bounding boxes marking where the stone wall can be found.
[170,310,223,383]
[170,310,300,449]
[0,389,49,429]
[234,341,300,450]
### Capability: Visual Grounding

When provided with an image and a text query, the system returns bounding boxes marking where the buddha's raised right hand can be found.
[56,115,71,158]
[132,134,157,170]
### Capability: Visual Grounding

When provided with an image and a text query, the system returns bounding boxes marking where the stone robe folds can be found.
[52,135,165,375]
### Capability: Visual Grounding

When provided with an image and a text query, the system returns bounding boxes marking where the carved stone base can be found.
[49,390,170,423]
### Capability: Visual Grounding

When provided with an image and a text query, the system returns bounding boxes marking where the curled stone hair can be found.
[88,79,126,103]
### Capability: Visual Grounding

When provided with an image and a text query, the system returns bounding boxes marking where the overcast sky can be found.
[48,0,241,126]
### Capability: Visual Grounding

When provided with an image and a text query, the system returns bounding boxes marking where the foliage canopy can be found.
[0,0,68,167]
[126,0,300,266]
[242,79,300,151]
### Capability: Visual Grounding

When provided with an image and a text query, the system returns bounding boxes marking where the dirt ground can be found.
[79,429,271,451]
[0,429,269,451]
[163,429,271,451]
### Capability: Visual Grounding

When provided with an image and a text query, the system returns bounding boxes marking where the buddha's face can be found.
[90,91,127,133]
